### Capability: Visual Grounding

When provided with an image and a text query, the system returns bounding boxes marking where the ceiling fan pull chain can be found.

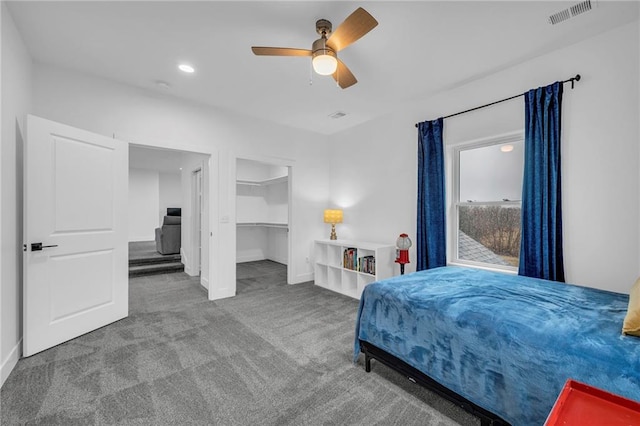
[309,60,313,85]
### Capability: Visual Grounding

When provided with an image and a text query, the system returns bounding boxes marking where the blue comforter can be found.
[354,266,640,425]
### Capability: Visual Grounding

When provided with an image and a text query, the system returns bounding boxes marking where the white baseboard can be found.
[236,254,266,263]
[292,272,313,284]
[209,286,235,300]
[1,339,21,388]
[266,255,288,265]
[200,275,209,290]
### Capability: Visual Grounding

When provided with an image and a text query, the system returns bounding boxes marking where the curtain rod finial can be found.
[570,74,581,89]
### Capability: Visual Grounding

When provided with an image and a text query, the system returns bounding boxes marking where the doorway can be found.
[128,144,211,292]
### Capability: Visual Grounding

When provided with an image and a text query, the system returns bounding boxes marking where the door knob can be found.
[31,242,58,251]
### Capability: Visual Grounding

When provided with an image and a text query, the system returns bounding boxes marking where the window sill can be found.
[447,261,518,275]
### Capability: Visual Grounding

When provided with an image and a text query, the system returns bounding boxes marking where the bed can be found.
[353,266,640,426]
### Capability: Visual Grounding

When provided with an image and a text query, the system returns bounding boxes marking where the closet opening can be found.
[236,158,291,285]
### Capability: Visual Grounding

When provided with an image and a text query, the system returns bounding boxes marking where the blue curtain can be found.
[519,82,565,282]
[417,118,446,271]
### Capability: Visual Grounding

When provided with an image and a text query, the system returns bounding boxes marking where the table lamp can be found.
[323,209,343,240]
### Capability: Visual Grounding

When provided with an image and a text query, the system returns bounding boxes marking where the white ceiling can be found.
[7,1,639,135]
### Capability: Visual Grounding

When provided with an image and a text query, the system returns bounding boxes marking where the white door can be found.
[193,169,202,274]
[23,115,128,357]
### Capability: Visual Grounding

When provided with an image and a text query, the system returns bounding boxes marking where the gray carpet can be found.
[1,261,479,425]
[128,241,172,262]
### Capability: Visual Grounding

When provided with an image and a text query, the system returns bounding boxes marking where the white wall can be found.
[1,3,32,387]
[237,227,269,263]
[32,63,331,296]
[267,228,288,265]
[128,169,182,242]
[236,226,288,265]
[236,184,269,223]
[158,172,181,225]
[265,181,289,264]
[266,181,288,224]
[128,168,160,242]
[329,21,640,294]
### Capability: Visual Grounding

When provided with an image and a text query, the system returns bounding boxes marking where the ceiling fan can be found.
[251,7,378,89]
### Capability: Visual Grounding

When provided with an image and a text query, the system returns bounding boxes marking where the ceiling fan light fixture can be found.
[312,38,337,76]
[251,7,377,88]
[313,53,337,75]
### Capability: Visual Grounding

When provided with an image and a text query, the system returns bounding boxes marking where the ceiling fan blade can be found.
[332,59,357,89]
[326,7,378,52]
[251,47,312,56]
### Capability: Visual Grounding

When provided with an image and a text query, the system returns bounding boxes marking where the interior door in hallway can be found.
[193,168,202,274]
[23,115,128,356]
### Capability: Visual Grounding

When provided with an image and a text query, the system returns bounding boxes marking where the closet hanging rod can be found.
[414,74,581,127]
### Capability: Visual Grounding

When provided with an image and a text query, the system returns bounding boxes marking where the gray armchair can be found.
[155,215,181,255]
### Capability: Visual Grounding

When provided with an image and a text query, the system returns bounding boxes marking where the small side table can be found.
[545,379,640,425]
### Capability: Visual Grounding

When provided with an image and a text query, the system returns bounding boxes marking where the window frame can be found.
[447,131,524,273]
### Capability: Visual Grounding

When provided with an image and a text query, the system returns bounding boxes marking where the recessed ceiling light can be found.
[155,80,171,90]
[500,145,514,153]
[178,64,195,73]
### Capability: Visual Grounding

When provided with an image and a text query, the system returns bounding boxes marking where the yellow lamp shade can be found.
[323,209,343,224]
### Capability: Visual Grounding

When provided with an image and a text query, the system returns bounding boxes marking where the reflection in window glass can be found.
[454,139,524,269]
[459,141,524,202]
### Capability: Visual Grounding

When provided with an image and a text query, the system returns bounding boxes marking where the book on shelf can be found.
[343,248,376,275]
[343,248,357,271]
[358,255,376,275]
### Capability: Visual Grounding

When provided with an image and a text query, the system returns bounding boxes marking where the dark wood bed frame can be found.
[359,340,511,426]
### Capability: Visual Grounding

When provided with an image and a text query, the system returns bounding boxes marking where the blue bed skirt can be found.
[354,266,640,425]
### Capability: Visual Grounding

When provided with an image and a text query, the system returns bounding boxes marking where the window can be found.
[451,135,524,270]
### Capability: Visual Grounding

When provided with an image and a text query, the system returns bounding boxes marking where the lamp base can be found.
[330,223,337,240]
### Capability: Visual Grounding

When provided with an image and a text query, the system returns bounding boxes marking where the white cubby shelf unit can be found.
[314,239,396,299]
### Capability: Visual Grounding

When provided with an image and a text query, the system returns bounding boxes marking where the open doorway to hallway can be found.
[128,145,210,293]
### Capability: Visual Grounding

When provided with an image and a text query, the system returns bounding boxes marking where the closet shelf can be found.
[236,175,287,187]
[236,222,288,230]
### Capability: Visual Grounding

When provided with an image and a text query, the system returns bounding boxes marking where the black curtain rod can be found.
[414,74,581,128]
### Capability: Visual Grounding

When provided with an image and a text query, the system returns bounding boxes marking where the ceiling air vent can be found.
[549,0,594,25]
[328,111,347,119]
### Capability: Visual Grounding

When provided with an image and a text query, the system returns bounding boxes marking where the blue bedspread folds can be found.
[354,266,640,426]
